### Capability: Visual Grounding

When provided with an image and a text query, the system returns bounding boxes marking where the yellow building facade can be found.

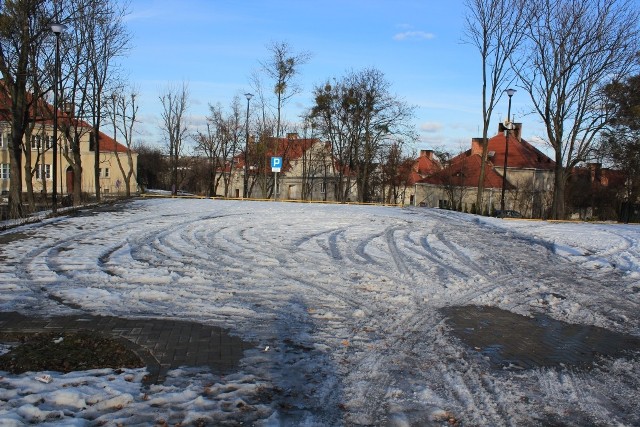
[0,121,137,197]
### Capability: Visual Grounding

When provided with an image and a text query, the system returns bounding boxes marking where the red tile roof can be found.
[0,88,131,154]
[484,126,555,170]
[416,124,554,189]
[414,150,441,175]
[419,154,511,189]
[96,132,127,153]
[235,135,329,173]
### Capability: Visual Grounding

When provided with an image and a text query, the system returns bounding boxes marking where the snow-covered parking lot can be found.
[1,198,639,425]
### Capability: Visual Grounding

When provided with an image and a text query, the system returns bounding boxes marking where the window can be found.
[1,132,12,149]
[31,135,41,151]
[35,164,51,180]
[45,136,53,150]
[99,168,110,178]
[0,164,9,179]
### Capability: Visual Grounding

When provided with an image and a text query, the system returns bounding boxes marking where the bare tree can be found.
[0,0,129,214]
[0,0,55,217]
[86,0,130,200]
[22,17,54,212]
[108,89,137,196]
[298,118,334,201]
[260,41,311,140]
[311,68,416,203]
[58,0,96,206]
[159,82,190,195]
[380,141,416,205]
[463,0,525,212]
[432,149,472,211]
[195,96,243,197]
[599,74,640,222]
[516,0,639,219]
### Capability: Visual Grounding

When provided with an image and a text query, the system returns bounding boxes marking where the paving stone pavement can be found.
[0,311,255,384]
[442,305,640,370]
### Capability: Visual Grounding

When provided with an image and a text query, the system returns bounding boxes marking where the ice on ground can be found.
[0,199,638,425]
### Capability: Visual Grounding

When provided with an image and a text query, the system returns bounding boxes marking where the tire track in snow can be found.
[384,226,411,277]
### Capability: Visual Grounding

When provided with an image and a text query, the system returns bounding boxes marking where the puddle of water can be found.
[441,305,640,370]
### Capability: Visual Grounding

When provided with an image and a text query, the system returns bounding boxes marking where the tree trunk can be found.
[476,137,489,211]
[73,141,83,206]
[551,153,566,220]
[8,131,24,219]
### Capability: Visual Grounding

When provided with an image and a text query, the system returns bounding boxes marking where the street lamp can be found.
[243,92,253,198]
[50,22,66,213]
[500,88,516,214]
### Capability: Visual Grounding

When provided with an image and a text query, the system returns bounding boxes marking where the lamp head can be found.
[505,88,516,97]
[50,23,66,34]
[245,93,253,101]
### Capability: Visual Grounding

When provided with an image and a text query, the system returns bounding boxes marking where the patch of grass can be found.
[0,331,144,374]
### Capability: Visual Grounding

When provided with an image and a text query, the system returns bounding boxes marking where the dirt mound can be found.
[0,331,144,374]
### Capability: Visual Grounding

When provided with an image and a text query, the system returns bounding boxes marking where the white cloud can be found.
[420,122,443,133]
[393,31,435,41]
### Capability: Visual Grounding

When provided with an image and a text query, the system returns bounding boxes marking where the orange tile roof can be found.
[417,124,555,189]
[420,154,511,189]
[234,135,328,173]
[414,151,441,175]
[486,131,555,170]
[0,89,131,153]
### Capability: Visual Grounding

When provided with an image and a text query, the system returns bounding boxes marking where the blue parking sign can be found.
[271,157,282,172]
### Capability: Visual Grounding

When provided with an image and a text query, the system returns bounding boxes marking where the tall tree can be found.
[59,0,95,206]
[599,74,640,222]
[380,141,415,205]
[108,88,137,197]
[85,0,130,201]
[0,0,54,218]
[516,0,639,219]
[260,41,310,140]
[22,8,53,212]
[159,81,189,195]
[463,0,524,213]
[136,143,167,191]
[312,68,416,203]
[195,96,243,197]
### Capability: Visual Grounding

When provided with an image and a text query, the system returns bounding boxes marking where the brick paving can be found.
[0,311,255,384]
[4,303,639,388]
[441,305,640,370]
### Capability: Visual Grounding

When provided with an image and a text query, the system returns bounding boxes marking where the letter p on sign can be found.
[271,157,282,172]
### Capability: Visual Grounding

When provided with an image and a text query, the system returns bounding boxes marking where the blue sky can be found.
[120,0,537,154]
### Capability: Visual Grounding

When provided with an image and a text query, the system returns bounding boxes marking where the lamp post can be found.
[500,88,516,214]
[50,23,66,213]
[243,92,253,198]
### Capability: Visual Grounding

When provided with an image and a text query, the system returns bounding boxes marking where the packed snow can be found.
[0,198,639,425]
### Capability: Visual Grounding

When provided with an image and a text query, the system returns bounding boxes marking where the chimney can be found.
[286,132,298,140]
[420,149,434,160]
[62,102,75,117]
[588,163,602,182]
[499,122,522,141]
[513,123,522,141]
[471,138,483,156]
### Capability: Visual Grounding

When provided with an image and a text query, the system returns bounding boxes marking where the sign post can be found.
[271,157,282,200]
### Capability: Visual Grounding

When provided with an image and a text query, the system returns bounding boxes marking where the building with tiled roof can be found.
[224,133,355,201]
[0,91,137,198]
[413,123,555,217]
